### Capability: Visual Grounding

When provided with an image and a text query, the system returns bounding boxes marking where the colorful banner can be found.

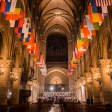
[68,0,110,74]
[0,0,47,76]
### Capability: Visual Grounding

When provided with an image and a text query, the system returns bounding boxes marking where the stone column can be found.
[73,71,76,98]
[29,80,38,103]
[10,68,23,104]
[39,74,45,93]
[85,72,93,100]
[90,67,101,103]
[75,66,78,80]
[36,67,40,100]
[41,76,45,93]
[76,80,82,101]
[41,40,46,61]
[80,77,86,102]
[81,57,85,76]
[26,81,32,103]
[78,87,82,101]
[0,59,12,105]
[87,83,93,99]
[68,40,73,61]
[69,73,74,93]
[99,59,112,104]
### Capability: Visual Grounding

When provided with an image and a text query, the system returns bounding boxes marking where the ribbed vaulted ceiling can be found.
[28,0,88,40]
[39,0,75,40]
[34,0,86,41]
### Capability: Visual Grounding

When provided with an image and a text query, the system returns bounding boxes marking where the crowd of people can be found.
[38,96,80,104]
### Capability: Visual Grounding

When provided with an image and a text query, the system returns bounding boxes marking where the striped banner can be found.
[95,0,111,7]
[10,0,17,12]
[0,0,6,13]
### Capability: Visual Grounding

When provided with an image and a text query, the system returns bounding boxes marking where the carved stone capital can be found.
[99,59,111,73]
[0,59,12,68]
[76,79,81,87]
[12,68,23,73]
[91,67,99,74]
[99,59,111,67]
[10,73,18,81]
[79,77,86,85]
[87,77,92,83]
[90,67,101,79]
[84,72,91,78]
[84,72,92,83]
[10,68,23,81]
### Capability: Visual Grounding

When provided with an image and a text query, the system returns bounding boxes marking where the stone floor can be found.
[0,103,112,112]
[39,103,112,112]
[47,104,61,112]
[40,104,63,112]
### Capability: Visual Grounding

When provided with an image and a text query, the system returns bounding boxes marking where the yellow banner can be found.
[7,8,21,15]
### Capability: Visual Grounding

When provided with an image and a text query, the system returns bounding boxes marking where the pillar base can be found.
[10,68,23,104]
[99,59,112,104]
[0,59,12,105]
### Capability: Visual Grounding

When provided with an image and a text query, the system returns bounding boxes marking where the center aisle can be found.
[49,104,61,112]
[40,104,63,112]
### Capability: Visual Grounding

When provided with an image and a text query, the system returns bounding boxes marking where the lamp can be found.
[61,87,64,91]
[50,86,54,92]
[7,89,12,99]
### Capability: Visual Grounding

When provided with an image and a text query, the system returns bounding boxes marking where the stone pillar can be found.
[28,80,38,103]
[41,76,45,93]
[85,72,93,100]
[99,59,112,104]
[39,74,45,93]
[73,71,76,98]
[78,87,82,101]
[90,67,101,103]
[41,40,46,61]
[36,67,39,100]
[69,73,74,93]
[68,40,73,61]
[84,83,88,101]
[74,82,78,99]
[0,59,12,105]
[76,80,82,101]
[10,68,23,104]
[79,77,86,102]
[87,83,93,99]
[81,57,85,76]
[75,66,78,80]
[26,81,32,103]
